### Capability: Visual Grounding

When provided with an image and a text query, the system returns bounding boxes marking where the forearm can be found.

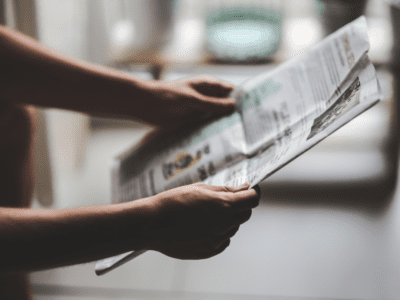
[0,199,155,273]
[0,25,153,121]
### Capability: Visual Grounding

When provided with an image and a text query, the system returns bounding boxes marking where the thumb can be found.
[194,94,236,113]
[190,77,235,98]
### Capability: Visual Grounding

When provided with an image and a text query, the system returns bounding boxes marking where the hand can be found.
[140,76,235,128]
[146,183,261,259]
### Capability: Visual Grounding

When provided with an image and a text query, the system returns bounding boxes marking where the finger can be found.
[233,183,251,192]
[177,234,231,257]
[187,239,231,259]
[224,226,240,238]
[175,109,217,124]
[199,183,259,211]
[231,210,252,226]
[138,127,168,146]
[213,239,231,256]
[225,188,261,211]
[218,210,252,227]
[194,94,236,113]
[199,183,250,193]
[252,184,261,197]
[159,111,205,130]
[214,226,240,239]
[190,77,235,97]
[213,210,251,233]
[198,228,236,250]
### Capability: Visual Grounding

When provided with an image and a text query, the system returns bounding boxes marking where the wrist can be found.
[114,197,161,251]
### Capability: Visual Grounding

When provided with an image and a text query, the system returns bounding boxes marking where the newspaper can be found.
[95,17,383,275]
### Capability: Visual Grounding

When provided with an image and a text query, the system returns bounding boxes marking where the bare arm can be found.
[0,25,257,274]
[0,199,153,273]
[0,25,235,128]
[0,183,260,273]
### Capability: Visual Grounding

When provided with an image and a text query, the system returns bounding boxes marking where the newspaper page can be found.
[95,17,383,275]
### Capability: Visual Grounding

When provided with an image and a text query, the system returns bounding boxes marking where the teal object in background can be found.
[205,5,283,63]
[314,0,325,16]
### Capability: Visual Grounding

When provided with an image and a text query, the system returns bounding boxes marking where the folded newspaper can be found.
[95,17,383,275]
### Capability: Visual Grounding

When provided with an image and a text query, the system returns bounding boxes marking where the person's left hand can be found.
[139,183,261,260]
[137,76,236,128]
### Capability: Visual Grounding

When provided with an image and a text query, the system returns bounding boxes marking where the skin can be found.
[0,104,36,300]
[0,25,261,298]
[0,25,236,129]
[0,183,260,272]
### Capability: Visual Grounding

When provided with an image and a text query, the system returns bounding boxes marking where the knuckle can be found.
[252,196,260,207]
[208,199,229,215]
[202,238,222,251]
[220,239,231,251]
[211,185,234,194]
[231,226,240,235]
[244,210,252,221]
[192,182,207,188]
[224,227,239,239]
[217,188,234,200]
[238,210,252,223]
[189,76,204,85]
[218,199,232,211]
[199,75,216,82]
[246,209,253,218]
[196,75,208,80]
[209,239,231,257]
[212,228,225,237]
[222,185,236,193]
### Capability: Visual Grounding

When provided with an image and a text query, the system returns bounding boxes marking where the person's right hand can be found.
[145,183,261,259]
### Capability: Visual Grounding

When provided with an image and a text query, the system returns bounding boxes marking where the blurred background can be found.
[2,0,400,299]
